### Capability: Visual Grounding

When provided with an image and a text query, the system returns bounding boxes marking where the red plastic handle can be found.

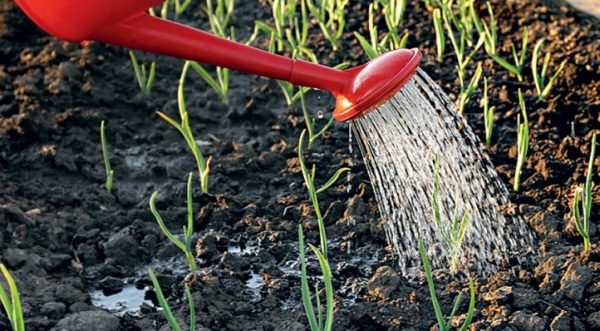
[92,14,350,95]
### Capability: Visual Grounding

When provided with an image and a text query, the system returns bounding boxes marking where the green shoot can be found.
[354,2,409,59]
[481,77,495,146]
[419,240,476,331]
[297,128,346,330]
[0,264,25,331]
[248,0,318,105]
[100,120,114,193]
[433,8,445,62]
[431,156,472,272]
[472,2,497,55]
[157,61,211,193]
[149,0,192,19]
[149,173,198,272]
[442,6,483,72]
[456,61,482,113]
[206,0,234,37]
[306,0,349,51]
[148,269,196,331]
[298,225,334,331]
[298,129,350,256]
[572,133,596,252]
[531,39,567,100]
[377,0,409,50]
[187,0,236,105]
[513,89,529,192]
[129,51,156,96]
[300,91,335,150]
[488,27,528,82]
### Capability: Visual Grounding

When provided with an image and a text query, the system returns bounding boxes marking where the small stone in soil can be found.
[52,310,119,331]
[558,263,592,301]
[509,310,547,331]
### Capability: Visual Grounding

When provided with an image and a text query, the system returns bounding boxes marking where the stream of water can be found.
[352,68,535,275]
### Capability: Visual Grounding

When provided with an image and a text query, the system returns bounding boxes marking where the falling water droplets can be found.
[351,68,536,276]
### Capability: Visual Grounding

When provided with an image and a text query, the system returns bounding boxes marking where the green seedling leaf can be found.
[148,269,182,331]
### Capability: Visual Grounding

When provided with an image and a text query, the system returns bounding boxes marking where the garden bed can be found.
[0,0,598,330]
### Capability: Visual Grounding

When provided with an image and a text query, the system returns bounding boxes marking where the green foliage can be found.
[149,0,193,19]
[298,129,349,256]
[157,62,211,193]
[187,0,235,105]
[306,0,349,51]
[490,27,528,82]
[129,51,156,96]
[248,0,318,105]
[456,62,482,113]
[0,264,25,331]
[419,240,476,331]
[300,91,335,150]
[149,173,198,272]
[531,39,567,100]
[148,269,196,331]
[354,2,409,59]
[481,77,495,146]
[433,8,445,62]
[298,225,334,331]
[297,128,346,330]
[513,89,529,192]
[431,156,472,271]
[472,2,496,55]
[100,120,114,193]
[572,133,596,252]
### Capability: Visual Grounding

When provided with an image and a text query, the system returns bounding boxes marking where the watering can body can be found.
[14,0,421,121]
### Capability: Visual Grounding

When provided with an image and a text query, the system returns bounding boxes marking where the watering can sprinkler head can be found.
[15,0,421,121]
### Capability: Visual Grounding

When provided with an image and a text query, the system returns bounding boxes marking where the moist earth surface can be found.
[0,0,598,330]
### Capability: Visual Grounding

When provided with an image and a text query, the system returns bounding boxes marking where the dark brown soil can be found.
[0,0,598,330]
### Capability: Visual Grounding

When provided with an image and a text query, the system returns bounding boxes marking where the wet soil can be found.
[0,0,598,330]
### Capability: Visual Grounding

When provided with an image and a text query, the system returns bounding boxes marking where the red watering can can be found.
[14,0,421,121]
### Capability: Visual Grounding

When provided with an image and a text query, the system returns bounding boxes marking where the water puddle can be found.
[90,285,151,316]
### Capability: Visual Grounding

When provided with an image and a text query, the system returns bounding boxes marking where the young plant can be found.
[148,269,196,331]
[471,2,497,55]
[188,0,236,105]
[149,173,198,272]
[157,62,211,193]
[0,264,25,331]
[572,133,597,251]
[306,0,349,51]
[300,91,335,150]
[249,0,319,105]
[442,7,483,71]
[456,62,482,113]
[490,27,528,82]
[100,120,114,193]
[513,89,529,192]
[298,225,334,331]
[531,39,567,100]
[377,0,409,50]
[433,8,445,62]
[481,77,495,146]
[129,51,156,96]
[431,156,472,272]
[298,129,350,256]
[354,2,409,59]
[419,240,476,331]
[297,128,346,330]
[149,0,192,19]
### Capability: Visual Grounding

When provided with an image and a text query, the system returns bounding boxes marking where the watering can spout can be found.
[15,0,421,121]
